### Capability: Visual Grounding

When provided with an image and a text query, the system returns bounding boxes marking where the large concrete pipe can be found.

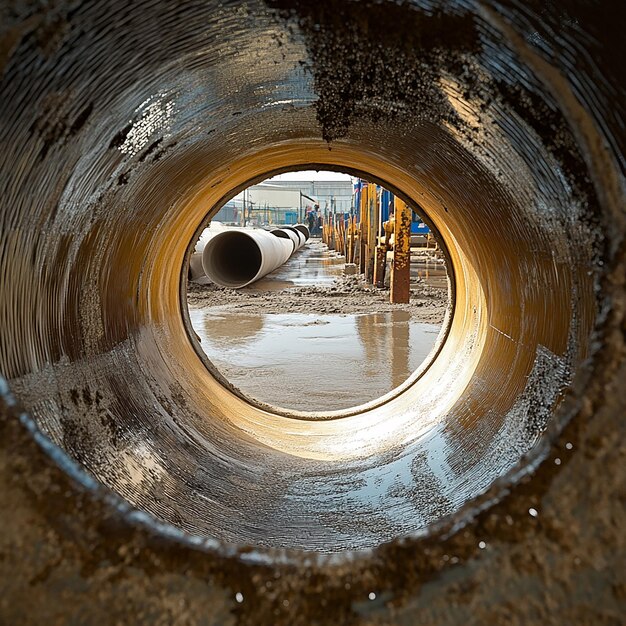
[188,223,227,280]
[294,224,310,241]
[202,228,295,287]
[271,225,308,250]
[0,1,624,624]
[283,225,307,249]
[270,226,298,249]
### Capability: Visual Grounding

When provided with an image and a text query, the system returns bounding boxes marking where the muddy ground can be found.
[187,274,449,324]
[186,267,450,411]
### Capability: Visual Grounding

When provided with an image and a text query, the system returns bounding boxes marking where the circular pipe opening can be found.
[202,231,263,288]
[294,224,310,239]
[183,167,455,420]
[1,0,618,564]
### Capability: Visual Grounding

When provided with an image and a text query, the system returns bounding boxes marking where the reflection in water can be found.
[200,313,264,346]
[191,310,440,412]
[256,251,345,288]
[356,310,413,391]
[391,311,412,389]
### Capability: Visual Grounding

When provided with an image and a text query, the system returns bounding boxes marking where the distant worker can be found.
[312,204,321,236]
[315,212,322,236]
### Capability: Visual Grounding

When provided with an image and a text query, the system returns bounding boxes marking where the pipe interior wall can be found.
[0,0,623,617]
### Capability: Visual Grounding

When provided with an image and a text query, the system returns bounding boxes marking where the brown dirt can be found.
[187,275,449,324]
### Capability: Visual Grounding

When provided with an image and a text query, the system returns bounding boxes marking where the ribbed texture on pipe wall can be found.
[0,0,623,570]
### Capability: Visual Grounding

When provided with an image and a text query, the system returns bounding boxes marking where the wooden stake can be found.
[391,197,411,304]
[365,183,378,282]
[359,185,368,274]
[374,245,387,288]
[347,215,353,262]
[349,215,357,263]
[374,200,391,287]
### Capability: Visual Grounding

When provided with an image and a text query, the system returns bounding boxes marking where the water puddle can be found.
[248,243,345,290]
[190,309,441,411]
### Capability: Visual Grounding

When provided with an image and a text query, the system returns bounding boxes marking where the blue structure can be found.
[412,219,430,235]
[380,188,393,223]
[352,179,430,234]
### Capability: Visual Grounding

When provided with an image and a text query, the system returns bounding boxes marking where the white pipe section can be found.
[271,228,299,252]
[290,228,306,249]
[189,253,205,280]
[188,223,227,280]
[270,227,302,251]
[202,228,294,288]
[294,224,310,240]
[282,226,307,249]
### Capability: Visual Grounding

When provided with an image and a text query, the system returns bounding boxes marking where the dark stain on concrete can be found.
[267,0,480,141]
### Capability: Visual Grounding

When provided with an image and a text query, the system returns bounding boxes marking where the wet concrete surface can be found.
[189,240,444,411]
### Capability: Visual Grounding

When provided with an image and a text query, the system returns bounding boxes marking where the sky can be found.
[267,170,353,182]
[232,170,354,200]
